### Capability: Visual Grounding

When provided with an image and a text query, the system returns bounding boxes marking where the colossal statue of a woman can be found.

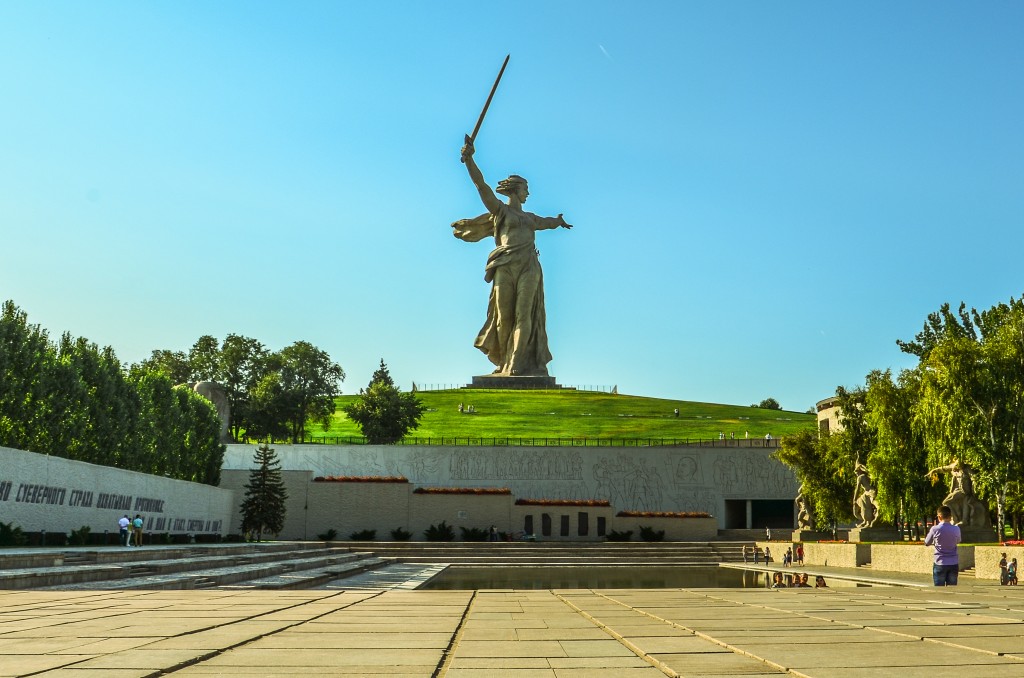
[452,138,572,377]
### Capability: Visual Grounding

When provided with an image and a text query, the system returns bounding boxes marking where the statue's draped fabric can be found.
[452,203,557,376]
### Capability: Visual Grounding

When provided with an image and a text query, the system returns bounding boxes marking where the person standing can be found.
[1009,558,1019,585]
[118,515,131,547]
[132,514,145,547]
[796,544,804,566]
[924,505,961,586]
[999,552,1009,585]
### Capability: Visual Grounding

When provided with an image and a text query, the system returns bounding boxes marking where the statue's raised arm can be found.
[461,137,502,215]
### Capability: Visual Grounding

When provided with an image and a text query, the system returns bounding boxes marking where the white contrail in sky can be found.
[598,44,612,60]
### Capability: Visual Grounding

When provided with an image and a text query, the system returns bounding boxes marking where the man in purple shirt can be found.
[924,505,961,586]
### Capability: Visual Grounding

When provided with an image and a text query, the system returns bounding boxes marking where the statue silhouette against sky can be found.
[453,138,572,376]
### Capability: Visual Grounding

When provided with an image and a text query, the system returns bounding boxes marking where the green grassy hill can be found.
[313,389,815,443]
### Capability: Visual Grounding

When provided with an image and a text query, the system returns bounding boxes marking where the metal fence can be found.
[288,435,781,448]
[411,383,617,393]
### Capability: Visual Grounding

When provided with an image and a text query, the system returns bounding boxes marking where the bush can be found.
[424,521,456,542]
[349,529,376,541]
[69,526,91,546]
[639,525,665,542]
[0,522,26,547]
[606,529,633,542]
[460,526,489,542]
[390,527,413,541]
[317,528,338,541]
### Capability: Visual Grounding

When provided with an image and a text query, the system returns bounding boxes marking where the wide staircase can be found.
[0,542,389,591]
[0,541,753,591]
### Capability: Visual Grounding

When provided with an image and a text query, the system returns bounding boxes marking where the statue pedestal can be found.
[848,526,901,543]
[468,374,566,389]
[957,526,998,543]
[791,530,832,543]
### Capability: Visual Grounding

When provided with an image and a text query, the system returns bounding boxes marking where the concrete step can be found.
[1,543,358,589]
[40,551,379,591]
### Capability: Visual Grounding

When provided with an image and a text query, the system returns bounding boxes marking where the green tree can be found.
[137,349,192,385]
[239,443,288,541]
[188,335,221,382]
[342,360,424,445]
[0,301,53,451]
[863,368,940,524]
[914,310,1024,536]
[368,358,395,389]
[219,334,270,440]
[774,428,854,526]
[754,397,782,410]
[277,341,345,442]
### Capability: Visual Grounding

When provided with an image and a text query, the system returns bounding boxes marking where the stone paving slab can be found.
[2,585,1024,677]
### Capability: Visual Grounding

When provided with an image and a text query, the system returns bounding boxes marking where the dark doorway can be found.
[724,500,747,529]
[751,500,793,529]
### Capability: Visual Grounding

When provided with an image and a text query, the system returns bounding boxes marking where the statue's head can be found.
[496,175,529,202]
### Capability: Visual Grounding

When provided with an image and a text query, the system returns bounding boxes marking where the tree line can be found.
[777,295,1024,538]
[0,301,223,485]
[138,333,345,444]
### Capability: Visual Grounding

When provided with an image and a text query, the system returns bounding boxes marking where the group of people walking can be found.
[117,514,145,547]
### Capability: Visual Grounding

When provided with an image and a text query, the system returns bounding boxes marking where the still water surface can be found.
[419,566,866,590]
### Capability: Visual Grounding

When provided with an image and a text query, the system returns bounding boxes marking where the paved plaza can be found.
[2,571,1023,678]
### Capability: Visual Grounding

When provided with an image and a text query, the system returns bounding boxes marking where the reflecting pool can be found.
[418,566,868,590]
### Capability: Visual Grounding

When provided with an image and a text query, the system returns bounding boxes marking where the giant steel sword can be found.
[462,54,510,162]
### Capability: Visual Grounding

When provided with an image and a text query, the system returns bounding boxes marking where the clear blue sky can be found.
[3,2,1022,413]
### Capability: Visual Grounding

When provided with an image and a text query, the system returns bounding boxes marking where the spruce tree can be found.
[239,443,288,541]
[344,360,423,444]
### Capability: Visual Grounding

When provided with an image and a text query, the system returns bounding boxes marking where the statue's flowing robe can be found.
[452,204,554,375]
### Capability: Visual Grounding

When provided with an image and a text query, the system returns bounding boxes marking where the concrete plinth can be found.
[848,526,902,543]
[468,374,564,389]
[957,526,998,543]
[790,530,832,542]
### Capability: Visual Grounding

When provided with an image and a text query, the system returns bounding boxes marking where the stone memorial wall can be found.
[222,443,798,530]
[0,446,233,537]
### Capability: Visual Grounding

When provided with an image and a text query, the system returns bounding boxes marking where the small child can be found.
[1009,558,1018,586]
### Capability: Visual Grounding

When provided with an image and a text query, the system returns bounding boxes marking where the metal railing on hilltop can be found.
[411,383,616,393]
[292,435,781,448]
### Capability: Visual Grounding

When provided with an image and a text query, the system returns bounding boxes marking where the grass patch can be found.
[313,389,814,441]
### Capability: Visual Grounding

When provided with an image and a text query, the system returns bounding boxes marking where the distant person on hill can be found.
[924,505,961,586]
[673,408,679,418]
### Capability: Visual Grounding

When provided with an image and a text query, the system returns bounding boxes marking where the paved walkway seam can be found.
[434,588,477,677]
[553,590,680,677]
[592,589,794,674]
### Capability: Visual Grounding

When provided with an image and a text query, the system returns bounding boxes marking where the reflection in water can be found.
[419,566,866,590]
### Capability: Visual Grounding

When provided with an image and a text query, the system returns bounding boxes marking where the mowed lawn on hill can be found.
[315,390,816,442]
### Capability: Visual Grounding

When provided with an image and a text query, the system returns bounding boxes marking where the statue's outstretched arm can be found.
[534,213,573,231]
[461,137,502,214]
